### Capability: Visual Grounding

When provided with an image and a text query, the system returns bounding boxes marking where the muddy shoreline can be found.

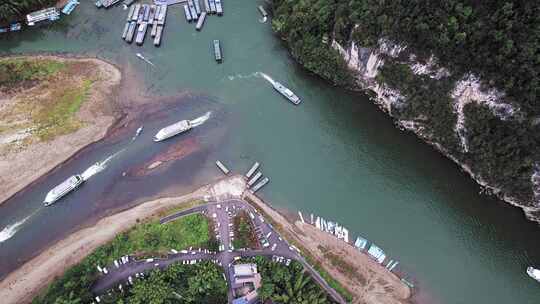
[0,55,125,205]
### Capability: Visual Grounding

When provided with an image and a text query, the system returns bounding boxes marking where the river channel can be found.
[0,1,539,303]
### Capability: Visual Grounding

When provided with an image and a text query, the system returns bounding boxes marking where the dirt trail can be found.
[0,56,121,205]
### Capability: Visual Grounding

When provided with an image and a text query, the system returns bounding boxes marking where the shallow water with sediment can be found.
[0,1,539,303]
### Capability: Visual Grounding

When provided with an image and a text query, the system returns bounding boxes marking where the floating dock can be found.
[195,12,207,30]
[215,160,230,175]
[258,5,267,17]
[251,177,269,192]
[248,172,263,187]
[153,26,164,46]
[245,162,259,178]
[184,5,192,22]
[215,0,222,15]
[213,39,222,62]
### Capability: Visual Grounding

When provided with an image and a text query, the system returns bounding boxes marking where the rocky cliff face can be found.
[332,38,540,223]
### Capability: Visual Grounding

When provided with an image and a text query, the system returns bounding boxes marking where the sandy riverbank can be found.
[0,55,121,205]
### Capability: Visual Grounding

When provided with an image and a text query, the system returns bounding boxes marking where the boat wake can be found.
[0,213,35,243]
[190,112,212,128]
[81,149,125,181]
[257,72,276,86]
[226,72,261,81]
[259,17,267,23]
[136,53,155,67]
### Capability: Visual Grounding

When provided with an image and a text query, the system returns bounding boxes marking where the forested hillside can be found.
[0,0,56,23]
[271,0,540,218]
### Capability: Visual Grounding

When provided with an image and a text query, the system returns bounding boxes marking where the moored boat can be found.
[527,267,540,283]
[272,81,301,105]
[153,120,192,142]
[44,175,84,206]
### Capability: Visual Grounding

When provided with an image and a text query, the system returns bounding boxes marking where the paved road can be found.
[92,199,346,304]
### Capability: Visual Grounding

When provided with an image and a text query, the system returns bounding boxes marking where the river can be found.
[0,1,539,303]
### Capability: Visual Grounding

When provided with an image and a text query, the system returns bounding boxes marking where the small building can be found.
[232,263,262,303]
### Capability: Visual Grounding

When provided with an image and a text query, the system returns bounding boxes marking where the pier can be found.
[246,162,260,178]
[215,160,230,175]
[195,12,207,31]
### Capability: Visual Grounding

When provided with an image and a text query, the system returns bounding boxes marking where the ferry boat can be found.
[527,267,540,283]
[153,120,192,142]
[44,175,84,206]
[272,81,301,105]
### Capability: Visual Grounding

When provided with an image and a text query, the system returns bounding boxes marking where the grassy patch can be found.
[0,58,65,90]
[33,79,93,140]
[232,210,258,249]
[110,213,211,258]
